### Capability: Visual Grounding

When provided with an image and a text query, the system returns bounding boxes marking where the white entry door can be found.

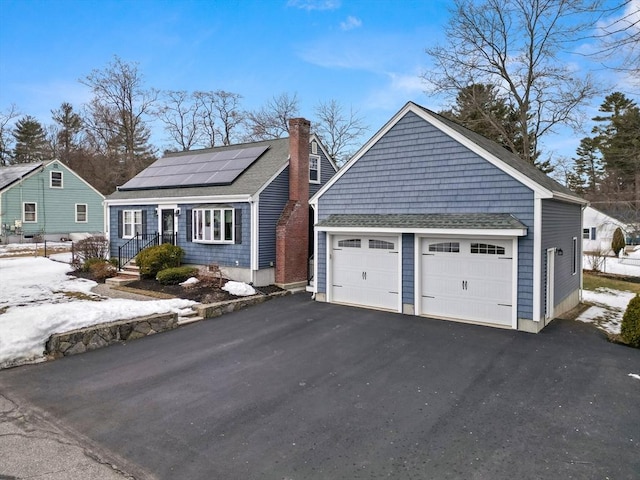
[420,238,514,326]
[331,235,400,311]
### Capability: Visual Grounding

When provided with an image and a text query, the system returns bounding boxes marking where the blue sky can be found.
[0,0,636,159]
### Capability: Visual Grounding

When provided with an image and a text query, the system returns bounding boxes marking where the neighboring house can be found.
[582,206,629,254]
[104,118,337,288]
[310,102,587,333]
[0,160,105,243]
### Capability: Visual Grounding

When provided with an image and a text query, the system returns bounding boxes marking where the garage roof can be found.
[317,213,527,231]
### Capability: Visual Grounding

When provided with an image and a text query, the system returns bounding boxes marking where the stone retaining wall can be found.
[197,291,289,319]
[45,313,177,359]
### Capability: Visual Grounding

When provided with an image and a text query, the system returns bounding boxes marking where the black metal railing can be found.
[118,233,160,270]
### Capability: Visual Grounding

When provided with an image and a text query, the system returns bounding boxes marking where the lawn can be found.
[583,271,640,294]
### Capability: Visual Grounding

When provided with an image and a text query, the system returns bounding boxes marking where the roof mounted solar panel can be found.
[119,145,269,190]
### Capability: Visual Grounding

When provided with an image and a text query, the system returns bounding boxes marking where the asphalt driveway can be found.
[1,293,639,479]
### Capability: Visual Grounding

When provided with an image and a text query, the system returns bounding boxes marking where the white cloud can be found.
[340,16,362,31]
[365,70,432,111]
[287,0,341,11]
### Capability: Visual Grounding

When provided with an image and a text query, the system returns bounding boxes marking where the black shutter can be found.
[185,209,192,242]
[117,210,123,238]
[141,210,147,234]
[235,208,242,244]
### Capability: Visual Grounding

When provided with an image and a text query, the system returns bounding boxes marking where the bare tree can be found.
[81,56,157,185]
[156,90,203,151]
[245,92,299,141]
[313,99,369,165]
[591,0,640,85]
[0,104,20,165]
[194,90,245,147]
[422,0,600,170]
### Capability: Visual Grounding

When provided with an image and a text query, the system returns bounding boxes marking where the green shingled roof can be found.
[317,213,527,231]
[106,138,290,201]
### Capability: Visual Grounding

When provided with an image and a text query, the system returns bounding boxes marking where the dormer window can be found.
[309,155,320,183]
[50,171,63,188]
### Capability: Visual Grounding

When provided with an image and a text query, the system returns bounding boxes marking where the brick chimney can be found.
[275,118,311,288]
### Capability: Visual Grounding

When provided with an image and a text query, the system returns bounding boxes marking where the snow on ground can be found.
[0,252,195,368]
[583,253,640,277]
[577,288,636,335]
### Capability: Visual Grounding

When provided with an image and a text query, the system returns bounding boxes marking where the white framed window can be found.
[429,242,459,253]
[123,210,143,238]
[192,207,234,243]
[338,238,361,248]
[23,202,37,223]
[311,141,318,154]
[470,243,505,255]
[582,228,590,239]
[309,154,320,183]
[50,170,63,188]
[572,236,578,275]
[75,204,88,223]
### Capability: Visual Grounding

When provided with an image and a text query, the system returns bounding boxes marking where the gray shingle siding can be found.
[317,111,536,319]
[258,169,289,269]
[309,145,335,198]
[317,232,327,294]
[541,200,582,312]
[402,233,414,305]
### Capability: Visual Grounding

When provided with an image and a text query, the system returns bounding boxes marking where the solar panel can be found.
[119,145,269,190]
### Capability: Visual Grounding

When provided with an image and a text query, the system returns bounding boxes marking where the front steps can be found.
[106,262,141,286]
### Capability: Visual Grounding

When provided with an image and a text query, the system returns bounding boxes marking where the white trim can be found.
[312,204,319,295]
[251,200,260,272]
[511,237,519,329]
[552,191,588,206]
[572,236,578,275]
[157,204,178,241]
[309,154,321,184]
[532,197,543,323]
[316,226,527,237]
[545,248,556,320]
[105,194,251,207]
[22,202,37,223]
[50,170,63,188]
[122,209,143,239]
[309,133,338,173]
[75,203,88,223]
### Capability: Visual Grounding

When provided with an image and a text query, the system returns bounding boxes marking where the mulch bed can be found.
[70,270,284,303]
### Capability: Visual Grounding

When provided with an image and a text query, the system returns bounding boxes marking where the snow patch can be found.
[576,288,636,335]
[629,373,640,381]
[222,281,256,296]
[180,277,200,286]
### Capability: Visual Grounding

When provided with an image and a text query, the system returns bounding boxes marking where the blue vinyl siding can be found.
[317,111,535,319]
[317,232,327,294]
[309,144,335,198]
[258,169,289,269]
[541,200,582,312]
[110,203,251,268]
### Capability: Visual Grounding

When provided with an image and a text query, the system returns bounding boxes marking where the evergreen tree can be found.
[51,102,83,164]
[572,137,603,194]
[12,115,49,163]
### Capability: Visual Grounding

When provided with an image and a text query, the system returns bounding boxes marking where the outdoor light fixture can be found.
[556,248,563,256]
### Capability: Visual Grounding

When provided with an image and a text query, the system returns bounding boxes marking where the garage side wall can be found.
[541,200,582,318]
[316,111,536,319]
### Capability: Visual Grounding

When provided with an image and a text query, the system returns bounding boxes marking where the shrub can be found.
[621,294,640,348]
[612,227,625,257]
[156,266,199,285]
[89,260,117,282]
[72,235,110,270]
[136,244,184,278]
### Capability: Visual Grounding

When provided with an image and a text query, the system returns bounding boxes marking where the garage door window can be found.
[470,243,505,255]
[428,242,459,253]
[338,239,361,248]
[369,239,395,250]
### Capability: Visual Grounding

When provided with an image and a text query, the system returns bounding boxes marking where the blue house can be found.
[310,102,586,333]
[0,160,105,243]
[105,118,336,287]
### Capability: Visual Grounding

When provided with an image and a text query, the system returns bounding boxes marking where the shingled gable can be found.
[311,101,586,206]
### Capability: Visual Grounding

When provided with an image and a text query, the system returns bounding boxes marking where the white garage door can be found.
[331,235,400,311]
[420,238,513,326]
